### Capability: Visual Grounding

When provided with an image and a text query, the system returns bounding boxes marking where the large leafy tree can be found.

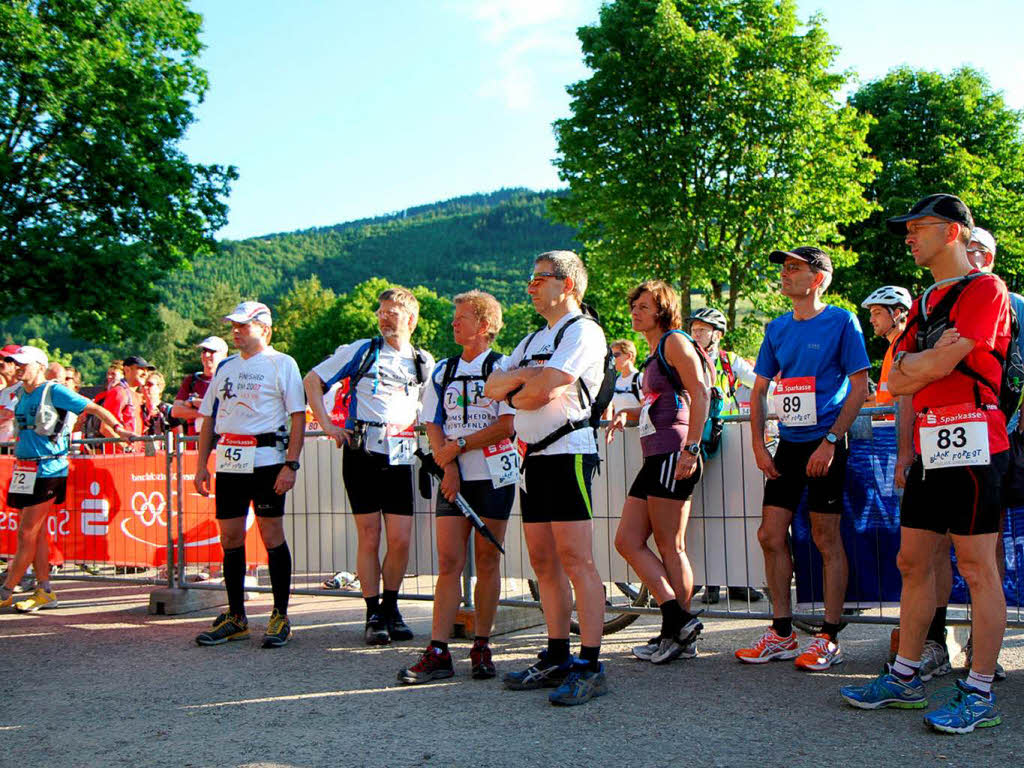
[838,66,1024,311]
[0,0,235,342]
[550,0,877,327]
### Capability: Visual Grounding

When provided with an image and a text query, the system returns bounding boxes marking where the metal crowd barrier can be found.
[3,408,1022,630]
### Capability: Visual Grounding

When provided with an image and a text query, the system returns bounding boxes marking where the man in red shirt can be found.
[101,355,153,441]
[841,194,1009,734]
[170,336,227,437]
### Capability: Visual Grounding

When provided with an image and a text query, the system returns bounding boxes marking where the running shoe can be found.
[735,627,799,664]
[364,614,390,646]
[262,609,291,648]
[195,613,249,646]
[701,586,721,604]
[963,635,1006,681]
[794,633,844,671]
[14,588,59,613]
[631,636,662,661]
[470,641,496,679]
[386,608,414,642]
[727,586,764,602]
[840,668,927,710]
[502,651,574,690]
[919,639,951,682]
[651,617,702,664]
[398,646,455,685]
[0,590,14,610]
[548,662,609,706]
[923,679,1001,734]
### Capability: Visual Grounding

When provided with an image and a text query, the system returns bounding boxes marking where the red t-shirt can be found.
[175,372,212,436]
[102,380,143,434]
[896,270,1011,453]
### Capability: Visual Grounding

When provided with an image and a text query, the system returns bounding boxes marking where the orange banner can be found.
[0,452,267,567]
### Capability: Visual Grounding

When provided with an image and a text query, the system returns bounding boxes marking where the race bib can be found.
[9,460,37,494]
[638,393,659,438]
[773,377,817,427]
[484,439,518,488]
[918,406,990,469]
[516,437,528,489]
[387,424,416,466]
[216,434,256,474]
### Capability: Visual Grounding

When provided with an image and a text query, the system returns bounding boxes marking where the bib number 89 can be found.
[782,396,801,414]
[936,426,967,450]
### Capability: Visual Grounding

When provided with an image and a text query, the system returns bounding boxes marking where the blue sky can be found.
[183,1,1024,241]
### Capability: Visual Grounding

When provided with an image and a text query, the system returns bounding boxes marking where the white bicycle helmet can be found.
[861,285,912,311]
[689,307,727,333]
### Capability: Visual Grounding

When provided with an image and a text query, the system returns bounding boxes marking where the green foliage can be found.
[270,276,336,355]
[549,0,877,334]
[0,0,236,342]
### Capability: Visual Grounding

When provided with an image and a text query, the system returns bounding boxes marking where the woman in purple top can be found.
[607,280,711,664]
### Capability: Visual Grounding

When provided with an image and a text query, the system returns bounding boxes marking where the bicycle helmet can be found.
[688,307,727,333]
[860,286,912,311]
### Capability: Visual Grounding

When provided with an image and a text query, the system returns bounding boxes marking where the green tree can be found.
[0,0,236,342]
[272,276,337,355]
[550,0,877,329]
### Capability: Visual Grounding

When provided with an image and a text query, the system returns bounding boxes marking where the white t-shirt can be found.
[198,347,305,468]
[504,310,607,457]
[0,381,22,443]
[611,371,641,412]
[421,350,513,482]
[312,337,435,456]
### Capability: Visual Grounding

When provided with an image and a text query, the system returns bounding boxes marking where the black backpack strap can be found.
[482,349,502,380]
[518,330,544,367]
[439,355,462,425]
[413,347,428,385]
[523,417,592,457]
[630,372,641,400]
[344,336,383,405]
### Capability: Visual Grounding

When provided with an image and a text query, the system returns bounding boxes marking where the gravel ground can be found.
[1,581,1022,768]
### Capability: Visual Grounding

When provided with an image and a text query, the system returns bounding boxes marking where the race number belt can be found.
[386,424,416,466]
[637,393,659,438]
[773,377,817,426]
[483,439,518,488]
[216,434,257,474]
[9,459,37,494]
[916,405,991,469]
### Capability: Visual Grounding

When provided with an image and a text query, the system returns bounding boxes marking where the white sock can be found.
[892,655,920,679]
[966,670,994,695]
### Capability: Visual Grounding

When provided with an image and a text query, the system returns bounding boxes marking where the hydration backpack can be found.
[439,350,503,426]
[342,336,430,405]
[31,381,73,441]
[518,308,617,456]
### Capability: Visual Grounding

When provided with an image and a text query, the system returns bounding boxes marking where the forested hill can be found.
[160,188,578,315]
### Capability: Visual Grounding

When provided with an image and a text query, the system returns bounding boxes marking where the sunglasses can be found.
[528,271,564,286]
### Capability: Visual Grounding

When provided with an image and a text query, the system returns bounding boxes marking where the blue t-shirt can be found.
[13,382,90,477]
[754,305,870,442]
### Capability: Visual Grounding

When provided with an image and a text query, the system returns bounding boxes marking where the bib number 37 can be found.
[773,377,817,427]
[484,439,518,488]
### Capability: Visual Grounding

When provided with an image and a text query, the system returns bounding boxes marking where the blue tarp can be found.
[791,423,1024,608]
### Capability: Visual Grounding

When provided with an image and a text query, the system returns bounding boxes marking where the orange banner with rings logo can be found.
[0,452,267,567]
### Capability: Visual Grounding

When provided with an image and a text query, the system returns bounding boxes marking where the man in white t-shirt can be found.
[397,290,515,684]
[485,250,610,706]
[194,301,306,649]
[304,286,435,646]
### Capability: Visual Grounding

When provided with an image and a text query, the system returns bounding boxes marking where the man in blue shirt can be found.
[736,247,869,671]
[1,346,134,612]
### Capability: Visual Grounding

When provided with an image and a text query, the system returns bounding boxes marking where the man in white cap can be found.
[193,301,306,648]
[1,346,134,612]
[171,335,229,437]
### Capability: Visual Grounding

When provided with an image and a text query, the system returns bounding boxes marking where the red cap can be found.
[0,344,20,357]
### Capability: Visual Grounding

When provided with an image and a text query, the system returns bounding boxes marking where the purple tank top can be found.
[639,346,690,457]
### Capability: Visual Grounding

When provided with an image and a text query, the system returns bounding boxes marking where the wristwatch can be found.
[456,438,468,454]
[683,442,701,456]
[824,432,839,445]
[893,350,907,372]
[284,460,301,471]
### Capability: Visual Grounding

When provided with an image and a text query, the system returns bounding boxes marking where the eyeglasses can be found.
[966,246,991,255]
[528,271,564,286]
[904,221,950,235]
[612,351,624,358]
[376,309,404,320]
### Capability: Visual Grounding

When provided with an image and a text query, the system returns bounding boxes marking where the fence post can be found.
[462,535,475,609]
[175,433,186,589]
[163,431,175,589]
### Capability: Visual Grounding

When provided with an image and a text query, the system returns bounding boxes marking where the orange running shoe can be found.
[794,633,844,671]
[735,627,799,664]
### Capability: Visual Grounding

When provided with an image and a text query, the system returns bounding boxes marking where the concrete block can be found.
[451,604,545,638]
[149,587,233,616]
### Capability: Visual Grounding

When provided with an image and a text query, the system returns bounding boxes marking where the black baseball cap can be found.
[123,355,155,370]
[768,246,833,273]
[886,193,974,235]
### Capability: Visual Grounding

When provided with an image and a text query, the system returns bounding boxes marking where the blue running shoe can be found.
[502,651,574,690]
[549,662,609,706]
[840,668,927,710]
[923,680,1002,734]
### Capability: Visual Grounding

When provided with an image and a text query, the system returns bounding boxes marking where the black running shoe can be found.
[470,641,496,679]
[727,586,764,602]
[262,608,291,648]
[502,651,573,690]
[196,613,249,646]
[398,646,454,685]
[387,608,414,641]
[364,614,390,645]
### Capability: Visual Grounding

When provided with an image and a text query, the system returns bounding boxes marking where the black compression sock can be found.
[364,595,380,621]
[821,621,842,643]
[381,588,399,617]
[547,638,571,665]
[429,639,449,653]
[222,546,246,618]
[772,617,793,638]
[659,599,685,637]
[927,607,948,647]
[266,541,292,615]
[473,635,490,646]
[579,645,601,672]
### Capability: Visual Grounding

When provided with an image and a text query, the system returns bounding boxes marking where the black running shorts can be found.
[7,475,67,510]
[628,452,702,502]
[519,453,599,523]
[901,451,1008,536]
[761,436,849,515]
[214,464,287,519]
[436,478,515,521]
[341,445,415,516]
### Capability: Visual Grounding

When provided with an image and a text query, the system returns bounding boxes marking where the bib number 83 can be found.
[936,426,967,450]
